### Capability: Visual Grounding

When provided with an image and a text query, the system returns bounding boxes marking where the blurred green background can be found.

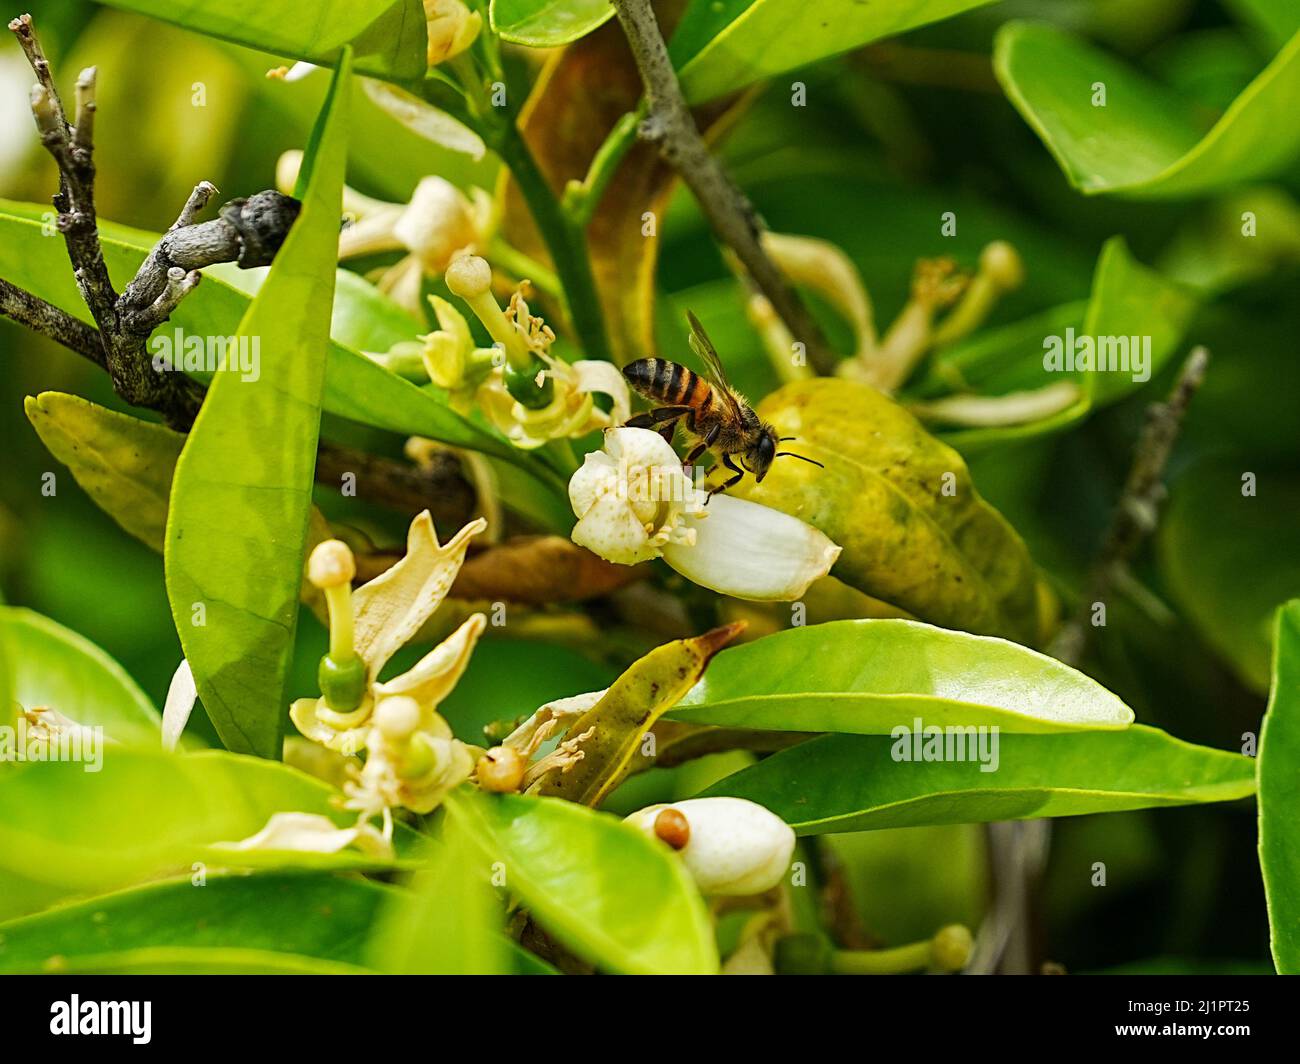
[1,0,1295,971]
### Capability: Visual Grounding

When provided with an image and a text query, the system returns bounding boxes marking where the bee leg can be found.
[684,423,721,470]
[706,454,745,504]
[627,405,691,439]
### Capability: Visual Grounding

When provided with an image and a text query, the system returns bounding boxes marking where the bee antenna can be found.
[776,452,825,469]
[779,436,798,442]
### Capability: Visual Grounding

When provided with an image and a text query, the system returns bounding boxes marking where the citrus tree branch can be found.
[609,0,834,373]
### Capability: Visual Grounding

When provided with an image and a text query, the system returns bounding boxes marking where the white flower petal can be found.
[572,360,631,424]
[362,78,486,160]
[661,493,840,601]
[627,797,795,896]
[352,512,486,676]
[374,613,486,707]
[216,812,392,859]
[161,658,196,752]
[571,490,662,565]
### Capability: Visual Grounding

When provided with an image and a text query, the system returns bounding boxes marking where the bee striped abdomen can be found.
[624,358,712,408]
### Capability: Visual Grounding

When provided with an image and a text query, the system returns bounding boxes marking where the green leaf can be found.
[367,812,509,974]
[1158,459,1300,692]
[0,606,157,737]
[0,873,391,973]
[1259,600,1300,974]
[450,789,718,974]
[704,725,1256,833]
[920,238,1197,451]
[674,0,998,105]
[490,0,615,46]
[98,0,428,81]
[527,624,741,805]
[0,202,549,480]
[24,393,182,553]
[737,378,1041,644]
[0,748,411,920]
[164,54,351,758]
[671,619,1134,735]
[994,21,1300,198]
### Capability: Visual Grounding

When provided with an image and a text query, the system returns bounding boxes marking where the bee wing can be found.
[686,311,744,417]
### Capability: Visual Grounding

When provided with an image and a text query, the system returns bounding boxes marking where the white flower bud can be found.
[626,797,795,896]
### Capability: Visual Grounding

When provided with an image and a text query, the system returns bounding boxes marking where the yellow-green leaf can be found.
[25,393,182,553]
[738,379,1040,643]
[527,624,742,805]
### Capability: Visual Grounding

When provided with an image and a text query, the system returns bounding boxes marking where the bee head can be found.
[745,426,780,481]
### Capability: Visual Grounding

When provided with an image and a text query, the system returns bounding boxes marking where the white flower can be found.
[289,512,487,758]
[626,797,796,896]
[569,427,841,599]
[423,0,482,65]
[438,258,631,447]
[569,428,707,565]
[276,151,493,317]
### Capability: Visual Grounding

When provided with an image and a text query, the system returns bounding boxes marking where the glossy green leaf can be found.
[995,21,1300,198]
[367,813,509,975]
[674,0,998,104]
[527,625,740,805]
[0,203,547,478]
[1259,600,1300,973]
[1158,460,1300,692]
[704,725,1256,833]
[0,748,411,920]
[0,873,391,973]
[921,238,1196,451]
[25,393,182,553]
[671,619,1134,735]
[0,606,157,737]
[490,0,615,46]
[450,790,718,975]
[164,55,351,758]
[98,0,428,81]
[737,378,1040,643]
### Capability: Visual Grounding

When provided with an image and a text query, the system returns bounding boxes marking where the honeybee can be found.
[623,312,824,496]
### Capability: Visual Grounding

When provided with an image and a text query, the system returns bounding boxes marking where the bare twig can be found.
[1,15,476,528]
[1050,347,1210,664]
[609,0,834,373]
[0,277,103,365]
[970,347,1211,975]
[8,14,299,423]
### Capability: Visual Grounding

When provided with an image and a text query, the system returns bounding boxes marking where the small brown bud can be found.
[653,807,691,851]
[477,745,525,793]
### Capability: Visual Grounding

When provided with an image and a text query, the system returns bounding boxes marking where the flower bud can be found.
[626,797,795,896]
